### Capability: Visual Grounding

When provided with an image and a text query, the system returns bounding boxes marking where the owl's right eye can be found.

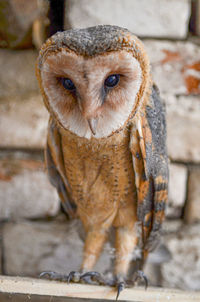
[61,78,76,91]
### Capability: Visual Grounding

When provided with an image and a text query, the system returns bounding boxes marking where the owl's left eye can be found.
[104,74,120,88]
[61,78,76,91]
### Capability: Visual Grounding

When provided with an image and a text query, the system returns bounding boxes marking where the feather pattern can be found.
[130,85,168,255]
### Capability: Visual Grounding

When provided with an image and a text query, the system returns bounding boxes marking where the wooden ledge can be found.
[0,275,200,301]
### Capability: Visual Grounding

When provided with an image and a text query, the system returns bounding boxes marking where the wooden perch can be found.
[0,275,200,302]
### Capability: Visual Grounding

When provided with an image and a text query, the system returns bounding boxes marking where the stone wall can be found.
[0,0,200,292]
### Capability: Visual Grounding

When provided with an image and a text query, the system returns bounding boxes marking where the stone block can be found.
[167,164,187,218]
[3,220,111,276]
[185,168,200,223]
[163,220,183,235]
[144,244,171,286]
[161,224,200,290]
[152,218,183,287]
[65,0,191,39]
[0,49,39,98]
[0,93,49,149]
[0,158,59,220]
[143,263,162,287]
[144,40,200,96]
[0,0,49,49]
[166,95,200,163]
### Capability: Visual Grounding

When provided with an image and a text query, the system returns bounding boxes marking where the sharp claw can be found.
[143,275,148,290]
[81,271,100,278]
[39,272,48,278]
[134,270,148,289]
[39,271,55,278]
[81,271,101,284]
[116,282,125,300]
[82,271,101,281]
[81,271,108,285]
[67,271,75,283]
[67,271,81,283]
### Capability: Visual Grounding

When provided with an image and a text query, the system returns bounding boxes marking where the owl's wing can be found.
[130,84,168,256]
[45,117,77,218]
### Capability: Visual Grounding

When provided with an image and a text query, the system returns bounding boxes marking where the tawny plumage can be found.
[36,25,168,295]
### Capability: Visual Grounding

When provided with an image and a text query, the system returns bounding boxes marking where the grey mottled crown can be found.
[38,25,145,71]
[51,25,129,56]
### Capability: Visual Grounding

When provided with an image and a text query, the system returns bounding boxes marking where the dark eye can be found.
[104,74,120,88]
[61,78,76,91]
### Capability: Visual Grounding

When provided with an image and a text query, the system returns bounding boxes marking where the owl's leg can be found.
[81,227,108,271]
[114,225,147,299]
[115,225,138,280]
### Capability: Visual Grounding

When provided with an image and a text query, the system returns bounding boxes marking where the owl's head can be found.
[37,25,151,139]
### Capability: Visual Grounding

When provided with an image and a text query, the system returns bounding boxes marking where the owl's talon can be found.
[67,271,81,283]
[81,271,108,285]
[60,271,95,283]
[39,271,50,278]
[133,270,148,289]
[143,275,148,290]
[116,281,125,300]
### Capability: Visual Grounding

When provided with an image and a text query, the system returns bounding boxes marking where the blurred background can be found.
[0,0,200,291]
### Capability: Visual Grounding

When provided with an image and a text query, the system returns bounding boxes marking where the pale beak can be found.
[87,118,98,135]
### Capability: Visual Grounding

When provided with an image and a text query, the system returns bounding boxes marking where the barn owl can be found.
[36,25,168,297]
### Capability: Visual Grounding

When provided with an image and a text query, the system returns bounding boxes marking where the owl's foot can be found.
[39,270,107,285]
[40,270,148,300]
[68,271,108,285]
